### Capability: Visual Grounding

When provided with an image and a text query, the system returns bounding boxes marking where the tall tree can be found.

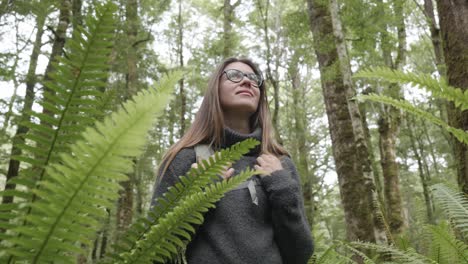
[116,0,139,239]
[306,0,376,243]
[223,0,240,58]
[177,0,186,137]
[2,2,49,203]
[254,0,282,135]
[329,0,387,242]
[435,0,468,194]
[375,0,406,236]
[41,0,71,122]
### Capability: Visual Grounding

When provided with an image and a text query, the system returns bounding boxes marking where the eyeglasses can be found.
[223,69,263,87]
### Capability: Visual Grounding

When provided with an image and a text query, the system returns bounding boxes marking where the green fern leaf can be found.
[117,167,259,264]
[431,184,468,238]
[107,139,259,261]
[349,241,436,264]
[358,94,468,145]
[427,222,468,264]
[354,67,468,110]
[1,68,183,262]
[0,0,118,240]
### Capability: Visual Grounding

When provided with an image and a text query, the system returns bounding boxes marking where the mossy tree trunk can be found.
[306,0,376,243]
[376,0,406,236]
[435,0,468,195]
[223,0,240,58]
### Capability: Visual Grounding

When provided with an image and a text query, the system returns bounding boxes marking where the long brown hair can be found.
[157,57,288,181]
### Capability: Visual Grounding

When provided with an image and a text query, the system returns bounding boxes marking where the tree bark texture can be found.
[41,0,71,130]
[178,0,186,137]
[223,0,240,58]
[306,0,376,243]
[329,0,386,243]
[376,0,406,236]
[407,117,434,223]
[2,11,45,203]
[435,0,468,194]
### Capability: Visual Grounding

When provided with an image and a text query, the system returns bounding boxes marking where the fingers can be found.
[222,167,235,179]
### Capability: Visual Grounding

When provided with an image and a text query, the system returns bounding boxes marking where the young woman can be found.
[151,57,313,264]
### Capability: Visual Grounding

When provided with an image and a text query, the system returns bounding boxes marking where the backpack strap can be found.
[194,144,214,163]
[193,144,260,206]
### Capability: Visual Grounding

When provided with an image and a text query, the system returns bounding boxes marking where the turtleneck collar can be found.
[220,126,262,155]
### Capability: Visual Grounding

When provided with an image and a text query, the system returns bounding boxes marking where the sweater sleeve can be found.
[259,156,314,264]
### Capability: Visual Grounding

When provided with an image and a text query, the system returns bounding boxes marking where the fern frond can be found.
[116,167,259,264]
[309,243,356,264]
[427,222,468,264]
[106,139,260,262]
[349,241,436,264]
[354,67,468,110]
[431,184,468,238]
[358,94,468,145]
[0,0,118,238]
[1,71,183,262]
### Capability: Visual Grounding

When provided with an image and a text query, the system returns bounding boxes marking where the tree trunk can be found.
[329,0,387,243]
[435,0,468,194]
[223,0,240,58]
[71,0,83,34]
[255,0,281,137]
[289,52,314,227]
[115,0,139,238]
[423,0,445,76]
[2,11,46,203]
[407,118,434,223]
[376,0,406,236]
[178,0,186,137]
[306,0,376,243]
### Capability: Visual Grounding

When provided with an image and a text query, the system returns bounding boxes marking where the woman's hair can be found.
[157,57,288,180]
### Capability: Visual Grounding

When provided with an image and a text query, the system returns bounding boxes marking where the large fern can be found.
[0,69,183,262]
[0,0,118,247]
[107,139,259,262]
[354,67,468,111]
[349,241,437,264]
[427,222,468,264]
[431,184,468,238]
[356,94,468,146]
[354,67,468,145]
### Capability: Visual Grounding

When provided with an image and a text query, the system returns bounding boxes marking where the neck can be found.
[223,112,251,134]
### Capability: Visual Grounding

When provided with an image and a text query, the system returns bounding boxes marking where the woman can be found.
[151,57,313,264]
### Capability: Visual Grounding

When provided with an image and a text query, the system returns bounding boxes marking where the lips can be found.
[235,89,254,96]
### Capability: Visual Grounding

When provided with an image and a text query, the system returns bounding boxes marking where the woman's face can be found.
[219,62,261,116]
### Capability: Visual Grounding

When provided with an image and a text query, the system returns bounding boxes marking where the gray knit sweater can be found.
[150,128,314,264]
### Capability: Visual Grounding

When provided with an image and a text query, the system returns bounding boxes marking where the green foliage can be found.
[427,222,468,264]
[355,67,468,111]
[0,2,119,260]
[357,93,468,146]
[431,184,468,239]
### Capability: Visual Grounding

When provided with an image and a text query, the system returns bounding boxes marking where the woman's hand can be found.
[191,162,234,179]
[254,154,283,177]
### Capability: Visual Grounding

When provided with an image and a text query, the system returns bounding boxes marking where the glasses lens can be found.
[247,73,261,86]
[226,69,244,82]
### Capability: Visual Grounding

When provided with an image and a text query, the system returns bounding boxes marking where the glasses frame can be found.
[223,69,263,87]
